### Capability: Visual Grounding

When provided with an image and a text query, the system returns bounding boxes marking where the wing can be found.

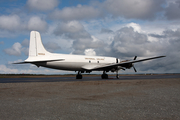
[82,56,165,71]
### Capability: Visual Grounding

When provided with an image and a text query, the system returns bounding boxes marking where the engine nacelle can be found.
[125,63,133,69]
[111,66,124,72]
[111,68,116,72]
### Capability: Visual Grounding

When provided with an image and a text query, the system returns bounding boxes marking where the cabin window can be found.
[89,61,91,63]
[97,61,99,63]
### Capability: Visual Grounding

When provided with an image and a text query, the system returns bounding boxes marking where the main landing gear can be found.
[101,71,108,79]
[101,71,120,79]
[76,71,82,79]
[101,70,120,79]
[76,71,119,79]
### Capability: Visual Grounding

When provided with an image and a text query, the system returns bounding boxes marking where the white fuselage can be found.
[35,53,119,71]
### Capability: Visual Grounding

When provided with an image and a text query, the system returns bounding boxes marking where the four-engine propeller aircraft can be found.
[14,31,165,79]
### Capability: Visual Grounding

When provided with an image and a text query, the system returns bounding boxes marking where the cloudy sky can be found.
[0,0,180,74]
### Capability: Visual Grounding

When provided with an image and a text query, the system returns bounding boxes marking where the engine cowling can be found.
[125,63,133,69]
[120,56,137,72]
[111,66,124,72]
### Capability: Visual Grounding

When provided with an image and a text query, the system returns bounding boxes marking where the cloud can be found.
[21,39,29,47]
[28,16,48,32]
[1,63,67,74]
[0,64,18,73]
[103,0,164,20]
[72,36,106,55]
[21,39,29,56]
[0,15,48,33]
[0,15,21,31]
[84,49,96,56]
[27,0,59,11]
[149,28,180,39]
[44,42,61,52]
[0,41,4,44]
[53,21,106,55]
[4,42,22,56]
[165,0,180,20]
[109,27,151,58]
[50,4,101,21]
[22,47,29,56]
[127,22,142,33]
[54,21,84,36]
[4,40,30,56]
[105,27,180,73]
[93,25,170,60]
[49,0,166,21]
[100,28,114,33]
[149,28,180,53]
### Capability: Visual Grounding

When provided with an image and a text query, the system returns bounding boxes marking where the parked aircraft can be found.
[14,31,165,79]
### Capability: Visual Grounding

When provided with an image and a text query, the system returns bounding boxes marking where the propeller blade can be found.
[134,56,137,60]
[133,65,137,72]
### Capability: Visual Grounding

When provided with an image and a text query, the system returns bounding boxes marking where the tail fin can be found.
[14,31,64,63]
[29,31,50,57]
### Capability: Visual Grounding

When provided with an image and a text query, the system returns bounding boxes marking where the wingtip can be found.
[12,62,28,64]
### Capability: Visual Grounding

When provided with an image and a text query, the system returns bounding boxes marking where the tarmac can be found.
[0,74,180,120]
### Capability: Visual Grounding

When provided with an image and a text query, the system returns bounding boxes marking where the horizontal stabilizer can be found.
[13,58,65,64]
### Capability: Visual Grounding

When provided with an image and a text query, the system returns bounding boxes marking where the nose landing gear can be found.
[116,70,119,79]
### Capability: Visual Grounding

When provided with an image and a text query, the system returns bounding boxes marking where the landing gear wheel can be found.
[101,74,108,79]
[76,74,82,79]
[116,70,119,79]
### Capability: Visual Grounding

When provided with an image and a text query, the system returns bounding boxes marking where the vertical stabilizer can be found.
[29,31,50,57]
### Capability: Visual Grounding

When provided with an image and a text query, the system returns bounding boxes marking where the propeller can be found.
[132,56,137,72]
[134,56,137,60]
[132,65,137,72]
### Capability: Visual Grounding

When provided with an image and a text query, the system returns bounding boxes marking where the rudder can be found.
[29,31,50,57]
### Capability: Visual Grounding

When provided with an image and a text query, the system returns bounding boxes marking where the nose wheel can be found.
[116,74,119,79]
[116,70,119,79]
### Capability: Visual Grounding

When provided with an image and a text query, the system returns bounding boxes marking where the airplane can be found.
[14,31,165,79]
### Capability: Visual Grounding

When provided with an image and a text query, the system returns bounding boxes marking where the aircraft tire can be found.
[76,74,82,79]
[116,75,119,79]
[101,74,108,79]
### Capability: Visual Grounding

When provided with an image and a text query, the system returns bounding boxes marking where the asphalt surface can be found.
[0,74,180,120]
[0,74,180,83]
